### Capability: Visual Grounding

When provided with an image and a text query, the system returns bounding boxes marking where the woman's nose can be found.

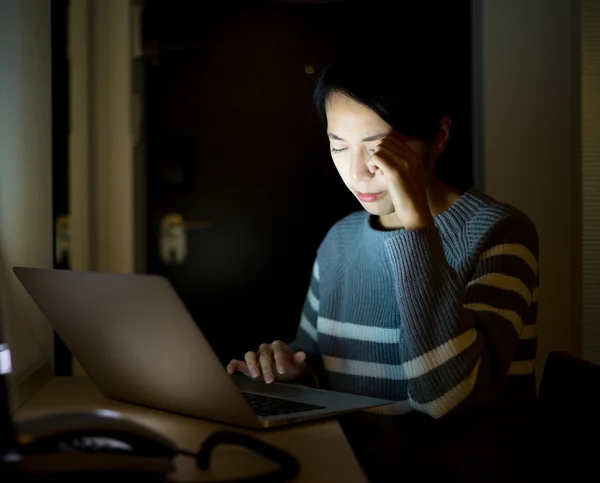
[349,154,373,183]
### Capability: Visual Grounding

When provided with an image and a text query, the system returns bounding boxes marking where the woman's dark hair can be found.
[311,9,473,192]
[313,50,452,141]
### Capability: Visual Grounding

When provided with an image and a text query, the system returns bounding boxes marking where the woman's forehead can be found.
[325,93,391,137]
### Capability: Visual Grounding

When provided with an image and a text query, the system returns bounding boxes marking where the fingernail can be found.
[265,373,274,384]
[251,368,259,378]
[276,363,285,374]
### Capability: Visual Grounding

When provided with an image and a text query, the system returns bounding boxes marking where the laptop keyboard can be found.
[241,392,325,417]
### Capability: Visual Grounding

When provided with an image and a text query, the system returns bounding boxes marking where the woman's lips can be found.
[356,191,385,202]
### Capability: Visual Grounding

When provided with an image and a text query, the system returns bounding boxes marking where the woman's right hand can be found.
[226,340,307,384]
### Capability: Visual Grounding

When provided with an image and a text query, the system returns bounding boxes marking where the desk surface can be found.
[14,377,367,482]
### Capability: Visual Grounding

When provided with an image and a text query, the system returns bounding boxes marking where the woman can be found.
[227,55,539,482]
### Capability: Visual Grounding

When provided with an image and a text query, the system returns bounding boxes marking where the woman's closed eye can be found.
[330,146,376,155]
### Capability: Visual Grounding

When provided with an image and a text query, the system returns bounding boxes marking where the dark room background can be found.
[52,0,473,369]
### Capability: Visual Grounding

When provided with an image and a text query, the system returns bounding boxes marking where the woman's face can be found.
[325,92,436,217]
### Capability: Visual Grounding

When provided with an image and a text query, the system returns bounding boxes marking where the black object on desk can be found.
[1,370,299,482]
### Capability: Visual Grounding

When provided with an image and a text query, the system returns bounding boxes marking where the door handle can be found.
[159,213,214,266]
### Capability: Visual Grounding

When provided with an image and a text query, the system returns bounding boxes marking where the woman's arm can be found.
[386,212,539,418]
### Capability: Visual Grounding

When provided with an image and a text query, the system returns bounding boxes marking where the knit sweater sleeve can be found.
[288,259,321,357]
[386,212,539,419]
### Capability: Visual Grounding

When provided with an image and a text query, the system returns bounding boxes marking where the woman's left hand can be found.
[368,132,434,230]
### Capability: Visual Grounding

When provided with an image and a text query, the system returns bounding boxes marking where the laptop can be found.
[13,267,391,429]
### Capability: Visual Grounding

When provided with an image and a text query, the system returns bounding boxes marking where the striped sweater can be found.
[292,189,539,419]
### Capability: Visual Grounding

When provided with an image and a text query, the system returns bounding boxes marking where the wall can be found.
[90,0,136,274]
[582,0,600,364]
[475,0,582,374]
[0,0,54,409]
[69,0,136,276]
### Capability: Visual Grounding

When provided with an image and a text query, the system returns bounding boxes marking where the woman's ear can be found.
[434,116,452,155]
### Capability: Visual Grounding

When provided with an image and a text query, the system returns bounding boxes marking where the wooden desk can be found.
[14,377,367,482]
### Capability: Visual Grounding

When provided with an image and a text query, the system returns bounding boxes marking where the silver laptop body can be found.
[13,267,390,429]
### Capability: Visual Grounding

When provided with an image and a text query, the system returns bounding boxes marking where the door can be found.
[141,0,473,363]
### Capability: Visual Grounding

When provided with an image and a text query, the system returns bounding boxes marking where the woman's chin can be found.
[359,200,395,216]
